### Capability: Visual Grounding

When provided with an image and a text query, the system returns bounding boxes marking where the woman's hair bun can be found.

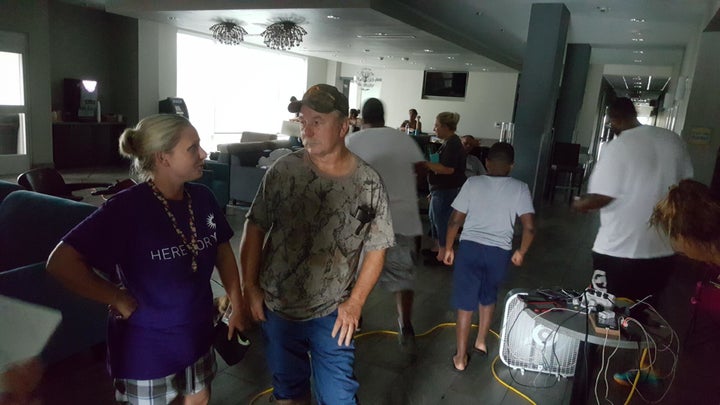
[119,128,137,157]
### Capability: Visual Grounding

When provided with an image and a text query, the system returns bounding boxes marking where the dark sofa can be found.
[217,136,293,206]
[0,179,23,203]
[0,191,107,364]
[195,159,231,211]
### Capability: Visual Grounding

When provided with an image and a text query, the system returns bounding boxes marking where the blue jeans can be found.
[429,188,460,246]
[262,308,358,404]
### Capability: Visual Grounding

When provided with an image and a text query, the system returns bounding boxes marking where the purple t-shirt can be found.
[62,182,233,379]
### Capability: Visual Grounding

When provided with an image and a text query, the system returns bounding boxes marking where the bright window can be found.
[0,31,28,156]
[0,51,24,105]
[177,32,307,152]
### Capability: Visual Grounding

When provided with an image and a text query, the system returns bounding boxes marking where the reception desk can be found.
[52,122,128,169]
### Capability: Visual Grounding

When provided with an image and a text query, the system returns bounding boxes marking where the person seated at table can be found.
[349,108,362,133]
[443,142,535,371]
[651,179,720,266]
[400,108,422,134]
[461,135,486,177]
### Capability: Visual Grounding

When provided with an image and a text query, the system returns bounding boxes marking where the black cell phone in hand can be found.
[213,321,251,365]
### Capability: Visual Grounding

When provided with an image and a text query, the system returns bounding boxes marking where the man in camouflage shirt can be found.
[240,84,394,405]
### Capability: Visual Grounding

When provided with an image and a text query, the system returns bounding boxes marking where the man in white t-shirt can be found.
[443,142,536,371]
[573,97,693,304]
[346,98,425,351]
[573,98,693,386]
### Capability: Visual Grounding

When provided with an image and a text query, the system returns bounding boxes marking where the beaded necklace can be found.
[147,179,199,272]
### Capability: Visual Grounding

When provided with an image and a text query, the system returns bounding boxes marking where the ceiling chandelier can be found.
[261,21,307,50]
[353,68,377,91]
[209,22,248,45]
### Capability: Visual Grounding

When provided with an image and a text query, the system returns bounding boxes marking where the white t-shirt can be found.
[588,125,693,259]
[346,127,425,236]
[451,175,535,250]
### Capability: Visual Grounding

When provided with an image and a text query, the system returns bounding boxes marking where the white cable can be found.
[594,329,609,405]
[624,310,681,404]
[603,330,621,404]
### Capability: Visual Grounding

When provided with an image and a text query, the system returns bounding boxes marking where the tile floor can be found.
[4,167,719,404]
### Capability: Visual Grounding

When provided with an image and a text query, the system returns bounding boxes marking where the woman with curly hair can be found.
[651,179,720,266]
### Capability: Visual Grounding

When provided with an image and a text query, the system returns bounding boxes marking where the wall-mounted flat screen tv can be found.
[422,71,468,99]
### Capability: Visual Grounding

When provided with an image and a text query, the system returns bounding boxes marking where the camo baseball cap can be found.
[288,84,349,116]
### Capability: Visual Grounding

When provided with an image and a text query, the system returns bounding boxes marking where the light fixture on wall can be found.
[353,68,377,91]
[209,22,248,45]
[261,20,307,50]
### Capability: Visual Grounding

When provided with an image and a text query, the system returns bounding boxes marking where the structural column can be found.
[512,3,570,201]
[554,44,591,144]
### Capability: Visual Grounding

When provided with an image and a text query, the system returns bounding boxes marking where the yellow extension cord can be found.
[247,322,646,405]
[623,348,648,405]
[249,322,537,405]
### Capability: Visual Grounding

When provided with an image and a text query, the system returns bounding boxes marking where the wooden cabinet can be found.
[52,123,127,169]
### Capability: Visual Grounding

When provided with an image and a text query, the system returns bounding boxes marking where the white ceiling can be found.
[72,0,718,84]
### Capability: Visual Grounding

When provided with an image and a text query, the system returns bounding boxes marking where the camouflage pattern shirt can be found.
[247,150,395,320]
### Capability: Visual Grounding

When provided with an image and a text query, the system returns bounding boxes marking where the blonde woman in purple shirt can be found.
[47,114,248,405]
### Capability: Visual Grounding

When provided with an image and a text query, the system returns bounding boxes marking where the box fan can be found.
[498,290,579,378]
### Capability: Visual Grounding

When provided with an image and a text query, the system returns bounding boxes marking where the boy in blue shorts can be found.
[443,142,536,371]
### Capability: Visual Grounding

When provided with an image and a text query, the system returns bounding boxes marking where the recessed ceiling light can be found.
[630,18,646,23]
[632,38,645,42]
[447,56,455,60]
[465,62,473,66]
[482,68,488,71]
[423,49,434,53]
[428,66,435,70]
[634,59,643,63]
[633,50,645,54]
[326,15,340,20]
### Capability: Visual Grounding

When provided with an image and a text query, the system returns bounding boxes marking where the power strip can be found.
[581,288,615,310]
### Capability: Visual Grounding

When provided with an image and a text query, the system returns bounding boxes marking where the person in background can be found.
[346,98,425,352]
[348,108,362,133]
[423,112,466,264]
[572,97,693,386]
[241,84,394,405]
[400,108,422,134]
[47,114,248,405]
[443,142,535,371]
[461,135,486,177]
[651,179,720,267]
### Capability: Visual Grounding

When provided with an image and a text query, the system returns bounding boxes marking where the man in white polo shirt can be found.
[573,97,693,384]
